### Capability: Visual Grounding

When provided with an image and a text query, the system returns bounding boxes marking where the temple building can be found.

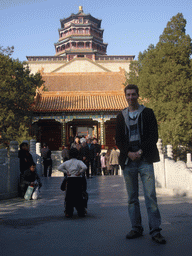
[28,6,135,150]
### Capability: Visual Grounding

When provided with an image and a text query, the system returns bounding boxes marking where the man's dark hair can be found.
[43,143,47,147]
[29,162,36,167]
[20,142,28,149]
[69,148,79,159]
[124,84,139,95]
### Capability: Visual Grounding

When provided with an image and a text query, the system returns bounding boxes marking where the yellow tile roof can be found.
[33,71,128,112]
[41,71,125,92]
[33,91,127,112]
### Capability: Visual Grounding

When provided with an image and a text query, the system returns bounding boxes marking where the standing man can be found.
[41,143,52,177]
[115,84,166,244]
[71,136,82,159]
[79,140,90,178]
[92,138,101,175]
[85,138,94,178]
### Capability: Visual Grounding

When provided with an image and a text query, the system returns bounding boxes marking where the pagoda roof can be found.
[33,91,127,112]
[40,71,125,91]
[33,71,127,113]
[55,36,107,46]
[60,9,102,28]
[55,36,94,45]
[58,23,104,31]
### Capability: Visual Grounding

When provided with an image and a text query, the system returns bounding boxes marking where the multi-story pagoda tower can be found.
[27,6,135,150]
[54,6,108,61]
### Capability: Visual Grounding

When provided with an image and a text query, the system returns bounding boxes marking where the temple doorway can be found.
[105,119,116,149]
[66,119,98,146]
[31,119,62,150]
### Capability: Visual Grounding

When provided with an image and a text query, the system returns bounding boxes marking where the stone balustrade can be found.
[154,139,192,197]
[0,138,192,199]
[0,141,20,200]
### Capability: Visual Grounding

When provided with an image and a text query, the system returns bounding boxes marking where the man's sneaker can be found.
[126,230,143,239]
[152,233,166,244]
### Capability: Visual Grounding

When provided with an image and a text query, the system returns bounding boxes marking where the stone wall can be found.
[0,139,62,199]
[0,141,20,200]
[0,140,42,200]
[27,58,131,74]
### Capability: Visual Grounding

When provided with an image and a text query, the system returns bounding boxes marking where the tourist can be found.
[80,136,87,144]
[115,84,166,244]
[41,143,52,177]
[105,149,111,175]
[20,162,42,199]
[18,140,34,175]
[71,136,82,159]
[62,145,69,162]
[79,140,90,178]
[85,138,94,178]
[92,138,101,175]
[58,148,87,177]
[58,148,87,217]
[100,152,107,175]
[109,147,120,175]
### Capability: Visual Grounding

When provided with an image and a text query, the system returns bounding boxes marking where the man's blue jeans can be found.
[123,160,162,236]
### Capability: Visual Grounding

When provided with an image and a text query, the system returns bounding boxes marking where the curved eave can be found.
[55,37,107,47]
[33,108,122,113]
[55,36,94,46]
[32,93,127,113]
[60,14,101,27]
[58,23,104,32]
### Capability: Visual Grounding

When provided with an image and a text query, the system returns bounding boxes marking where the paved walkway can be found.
[0,176,192,256]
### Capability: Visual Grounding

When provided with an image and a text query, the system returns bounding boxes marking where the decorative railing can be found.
[1,138,191,199]
[27,56,67,61]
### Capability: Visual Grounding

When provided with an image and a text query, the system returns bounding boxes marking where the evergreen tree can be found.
[0,47,44,146]
[125,59,139,85]
[126,13,192,151]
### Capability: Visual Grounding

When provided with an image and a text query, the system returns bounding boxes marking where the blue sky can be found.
[0,0,192,62]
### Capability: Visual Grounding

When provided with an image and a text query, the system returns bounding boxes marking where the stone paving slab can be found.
[0,176,192,256]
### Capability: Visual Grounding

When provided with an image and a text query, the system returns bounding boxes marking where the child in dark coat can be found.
[20,163,42,199]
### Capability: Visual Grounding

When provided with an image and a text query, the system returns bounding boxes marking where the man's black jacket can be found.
[115,107,160,169]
